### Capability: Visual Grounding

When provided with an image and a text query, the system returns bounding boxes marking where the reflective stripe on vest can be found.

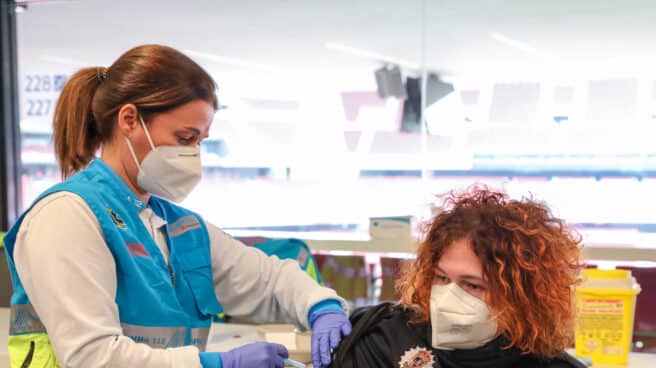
[190,327,210,351]
[121,324,210,351]
[10,304,45,335]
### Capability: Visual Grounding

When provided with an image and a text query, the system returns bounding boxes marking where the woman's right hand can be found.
[220,342,289,368]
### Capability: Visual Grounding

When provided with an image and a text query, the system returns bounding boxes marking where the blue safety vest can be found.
[3,159,223,367]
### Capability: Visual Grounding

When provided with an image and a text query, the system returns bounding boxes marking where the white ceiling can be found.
[15,0,656,87]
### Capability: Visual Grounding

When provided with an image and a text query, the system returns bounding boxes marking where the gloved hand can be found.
[311,311,352,367]
[219,342,288,368]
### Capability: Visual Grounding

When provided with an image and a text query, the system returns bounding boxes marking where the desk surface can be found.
[0,309,654,367]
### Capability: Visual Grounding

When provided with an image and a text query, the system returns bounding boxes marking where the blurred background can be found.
[5,0,656,353]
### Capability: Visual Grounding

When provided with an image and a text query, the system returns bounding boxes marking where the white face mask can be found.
[430,283,498,350]
[125,115,202,203]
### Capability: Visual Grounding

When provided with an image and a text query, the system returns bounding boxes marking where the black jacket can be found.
[330,303,586,368]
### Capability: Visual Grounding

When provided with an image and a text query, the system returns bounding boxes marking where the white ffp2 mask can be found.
[430,283,498,350]
[125,115,202,203]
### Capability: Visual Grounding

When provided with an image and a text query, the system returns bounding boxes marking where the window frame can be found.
[0,0,22,230]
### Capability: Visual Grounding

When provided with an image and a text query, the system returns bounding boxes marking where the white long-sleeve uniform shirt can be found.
[13,191,343,368]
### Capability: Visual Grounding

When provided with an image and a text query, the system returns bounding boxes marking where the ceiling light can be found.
[324,42,420,70]
[489,32,557,60]
[182,49,291,74]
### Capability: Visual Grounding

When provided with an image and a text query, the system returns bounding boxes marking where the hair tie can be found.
[96,67,108,82]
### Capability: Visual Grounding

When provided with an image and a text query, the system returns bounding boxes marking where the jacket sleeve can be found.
[330,303,399,368]
[551,353,588,368]
[205,222,347,329]
[13,192,203,368]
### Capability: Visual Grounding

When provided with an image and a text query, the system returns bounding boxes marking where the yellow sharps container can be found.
[575,268,641,366]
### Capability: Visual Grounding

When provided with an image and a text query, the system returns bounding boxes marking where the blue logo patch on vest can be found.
[169,215,201,237]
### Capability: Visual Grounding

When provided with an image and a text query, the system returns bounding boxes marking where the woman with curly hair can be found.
[330,187,586,368]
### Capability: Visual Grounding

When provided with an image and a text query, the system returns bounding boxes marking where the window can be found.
[15,0,656,241]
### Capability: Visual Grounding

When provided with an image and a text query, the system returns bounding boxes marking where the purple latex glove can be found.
[220,342,288,368]
[311,312,352,367]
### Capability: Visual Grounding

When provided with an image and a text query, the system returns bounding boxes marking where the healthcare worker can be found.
[331,187,586,368]
[3,44,350,368]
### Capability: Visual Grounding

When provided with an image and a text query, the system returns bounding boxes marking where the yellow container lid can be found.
[583,269,630,280]
[577,269,641,294]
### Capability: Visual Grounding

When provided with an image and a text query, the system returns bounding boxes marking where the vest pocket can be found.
[178,248,223,317]
[183,269,223,317]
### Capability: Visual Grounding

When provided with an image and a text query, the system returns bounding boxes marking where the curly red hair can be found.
[397,186,582,358]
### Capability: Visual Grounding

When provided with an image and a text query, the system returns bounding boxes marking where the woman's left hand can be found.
[310,312,352,367]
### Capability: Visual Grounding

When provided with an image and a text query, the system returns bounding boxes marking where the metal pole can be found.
[419,0,430,179]
[0,0,22,230]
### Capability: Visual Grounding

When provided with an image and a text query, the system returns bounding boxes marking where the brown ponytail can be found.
[53,67,105,178]
[52,44,218,178]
